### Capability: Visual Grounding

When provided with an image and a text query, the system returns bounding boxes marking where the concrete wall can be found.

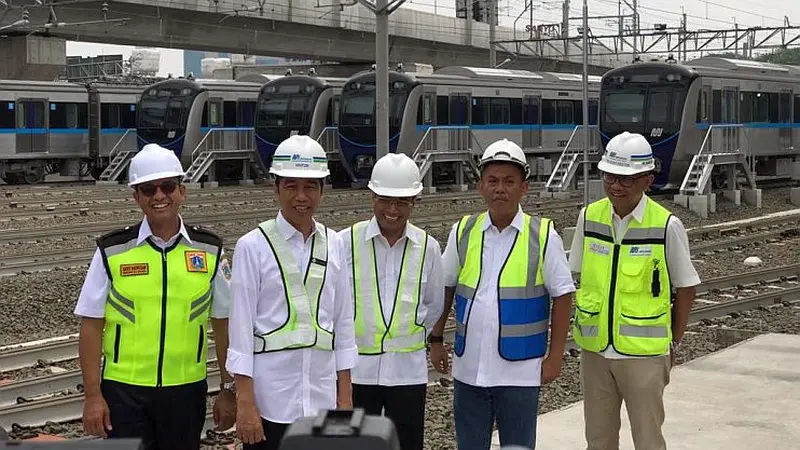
[0,36,66,81]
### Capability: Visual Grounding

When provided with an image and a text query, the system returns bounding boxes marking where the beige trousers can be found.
[580,350,671,450]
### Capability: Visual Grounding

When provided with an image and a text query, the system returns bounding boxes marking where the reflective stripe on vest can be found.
[574,196,673,356]
[101,236,220,388]
[351,221,428,354]
[454,212,552,362]
[253,219,333,353]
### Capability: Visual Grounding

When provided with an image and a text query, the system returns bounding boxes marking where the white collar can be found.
[613,194,648,224]
[365,216,422,244]
[276,210,319,241]
[480,205,525,232]
[136,216,191,245]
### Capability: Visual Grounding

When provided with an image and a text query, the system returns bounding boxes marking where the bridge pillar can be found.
[0,35,66,81]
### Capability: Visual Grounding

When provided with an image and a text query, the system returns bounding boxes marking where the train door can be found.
[15,99,48,153]
[721,87,739,152]
[779,89,792,149]
[522,94,541,149]
[448,93,470,151]
[207,98,223,129]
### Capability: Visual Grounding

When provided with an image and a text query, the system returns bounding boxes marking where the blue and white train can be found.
[600,57,800,189]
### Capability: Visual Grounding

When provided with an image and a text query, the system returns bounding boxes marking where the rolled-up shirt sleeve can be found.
[225,236,259,378]
[74,248,110,319]
[442,223,460,288]
[422,237,445,336]
[331,231,357,372]
[543,225,577,299]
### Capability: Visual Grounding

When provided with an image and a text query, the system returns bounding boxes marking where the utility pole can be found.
[489,0,497,67]
[581,0,589,205]
[562,0,570,59]
[356,0,407,160]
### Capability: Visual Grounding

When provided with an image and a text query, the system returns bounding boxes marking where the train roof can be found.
[0,79,86,92]
[260,74,348,89]
[684,57,800,76]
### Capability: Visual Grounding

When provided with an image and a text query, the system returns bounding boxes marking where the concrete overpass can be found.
[0,0,611,80]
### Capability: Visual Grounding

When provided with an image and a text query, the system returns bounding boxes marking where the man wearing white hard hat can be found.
[338,153,444,450]
[569,132,699,450]
[430,139,575,450]
[226,135,357,450]
[74,144,236,449]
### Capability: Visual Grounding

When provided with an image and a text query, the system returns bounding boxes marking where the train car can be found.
[600,57,800,189]
[337,66,602,183]
[253,74,347,180]
[0,80,142,184]
[135,77,266,179]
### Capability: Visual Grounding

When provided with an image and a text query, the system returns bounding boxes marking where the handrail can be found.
[545,125,597,189]
[191,128,222,161]
[107,128,136,160]
[411,126,440,161]
[680,123,745,193]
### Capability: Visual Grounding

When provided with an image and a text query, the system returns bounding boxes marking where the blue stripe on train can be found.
[0,128,133,135]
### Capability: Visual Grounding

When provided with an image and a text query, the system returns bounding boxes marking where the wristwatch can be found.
[428,335,444,344]
[221,381,236,393]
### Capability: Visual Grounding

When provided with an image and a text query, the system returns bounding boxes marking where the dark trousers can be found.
[353,383,427,450]
[243,419,290,450]
[101,379,207,450]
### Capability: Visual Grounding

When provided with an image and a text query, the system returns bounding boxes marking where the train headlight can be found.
[654,157,662,174]
[666,73,680,82]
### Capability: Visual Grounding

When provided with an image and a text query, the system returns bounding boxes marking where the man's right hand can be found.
[82,394,112,438]
[429,342,450,374]
[236,403,265,445]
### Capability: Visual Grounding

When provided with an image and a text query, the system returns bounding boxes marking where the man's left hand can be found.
[541,355,563,385]
[336,395,353,410]
[213,388,237,431]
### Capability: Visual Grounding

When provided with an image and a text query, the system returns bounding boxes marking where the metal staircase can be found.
[97,129,137,182]
[679,124,756,195]
[411,126,482,184]
[545,125,599,192]
[183,128,266,184]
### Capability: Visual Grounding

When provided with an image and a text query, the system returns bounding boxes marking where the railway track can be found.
[2,263,798,431]
[0,199,584,276]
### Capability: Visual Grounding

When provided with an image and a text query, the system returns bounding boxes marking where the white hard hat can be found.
[597,132,656,176]
[269,135,330,179]
[127,144,185,187]
[368,153,423,197]
[479,139,531,179]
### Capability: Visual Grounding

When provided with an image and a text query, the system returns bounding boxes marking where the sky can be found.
[66,0,800,77]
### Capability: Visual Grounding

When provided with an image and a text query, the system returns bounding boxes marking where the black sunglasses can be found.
[136,179,180,197]
[602,172,649,188]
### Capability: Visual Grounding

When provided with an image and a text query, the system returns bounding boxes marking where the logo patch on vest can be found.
[629,245,653,256]
[589,242,610,256]
[120,263,149,276]
[185,251,208,273]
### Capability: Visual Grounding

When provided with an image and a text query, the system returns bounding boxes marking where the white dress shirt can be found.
[442,206,576,387]
[338,217,445,386]
[74,217,230,319]
[226,211,358,424]
[568,194,701,359]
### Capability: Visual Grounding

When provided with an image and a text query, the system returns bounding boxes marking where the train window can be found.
[238,101,256,127]
[0,102,13,129]
[522,96,539,125]
[423,96,432,124]
[332,96,340,126]
[16,102,45,129]
[589,100,599,125]
[740,92,753,123]
[288,97,307,126]
[672,90,685,125]
[437,96,449,125]
[510,98,521,125]
[601,89,646,133]
[556,100,573,124]
[794,95,800,124]
[259,97,289,126]
[341,93,374,126]
[647,89,671,125]
[472,98,489,125]
[769,93,779,123]
[101,104,120,129]
[49,103,73,129]
[224,101,237,127]
[712,90,721,123]
[779,92,791,123]
[449,95,470,125]
[542,100,556,125]
[489,98,510,125]
[119,104,137,129]
[754,93,769,122]
[165,98,185,128]
[208,102,222,127]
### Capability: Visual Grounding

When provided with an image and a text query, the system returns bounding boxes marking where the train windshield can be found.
[602,85,687,137]
[138,86,195,129]
[256,82,318,128]
[341,78,411,128]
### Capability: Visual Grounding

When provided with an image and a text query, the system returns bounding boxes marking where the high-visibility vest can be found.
[98,223,221,387]
[349,220,428,355]
[252,219,334,353]
[573,196,673,356]
[454,212,552,361]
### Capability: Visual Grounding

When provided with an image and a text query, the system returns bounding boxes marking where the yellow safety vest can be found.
[454,212,552,361]
[574,196,673,356]
[252,219,334,353]
[98,223,221,387]
[349,220,428,355]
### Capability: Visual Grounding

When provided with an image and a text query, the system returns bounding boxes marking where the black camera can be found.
[280,409,400,450]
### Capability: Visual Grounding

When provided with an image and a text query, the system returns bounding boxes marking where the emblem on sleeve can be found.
[220,258,232,280]
[120,263,149,276]
[185,251,208,273]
